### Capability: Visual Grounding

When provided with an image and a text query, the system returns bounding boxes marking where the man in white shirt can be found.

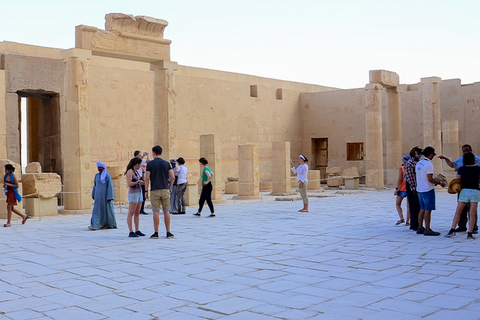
[415,146,446,236]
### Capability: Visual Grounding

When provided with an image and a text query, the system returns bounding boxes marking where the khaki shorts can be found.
[150,189,170,211]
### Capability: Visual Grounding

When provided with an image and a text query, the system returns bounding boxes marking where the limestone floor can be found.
[0,188,479,320]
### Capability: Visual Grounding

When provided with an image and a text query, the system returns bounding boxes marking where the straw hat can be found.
[448,178,462,194]
[433,174,447,185]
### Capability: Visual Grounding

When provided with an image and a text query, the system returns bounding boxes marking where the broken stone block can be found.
[24,198,58,216]
[326,167,341,175]
[22,173,61,198]
[342,167,360,178]
[25,162,42,173]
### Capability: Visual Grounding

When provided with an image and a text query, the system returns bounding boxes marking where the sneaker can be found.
[140,211,148,215]
[444,230,456,238]
[416,228,424,234]
[424,229,441,236]
[193,212,201,216]
[473,229,478,234]
[166,232,174,239]
[455,227,467,232]
[150,232,159,239]
[129,232,139,238]
[467,233,475,239]
[135,230,146,236]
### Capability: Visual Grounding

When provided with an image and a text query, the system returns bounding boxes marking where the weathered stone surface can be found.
[107,165,124,179]
[326,167,341,174]
[307,170,322,190]
[342,167,360,178]
[25,162,42,173]
[105,13,168,40]
[22,173,61,198]
[369,70,399,87]
[24,197,58,216]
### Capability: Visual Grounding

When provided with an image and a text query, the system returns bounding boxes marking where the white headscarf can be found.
[96,162,107,184]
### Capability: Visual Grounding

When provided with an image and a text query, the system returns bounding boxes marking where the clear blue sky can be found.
[1,0,479,88]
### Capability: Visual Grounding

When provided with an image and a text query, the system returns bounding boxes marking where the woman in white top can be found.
[291,154,309,212]
[173,157,188,214]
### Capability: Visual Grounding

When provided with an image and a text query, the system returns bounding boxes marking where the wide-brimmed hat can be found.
[448,178,462,194]
[433,173,447,184]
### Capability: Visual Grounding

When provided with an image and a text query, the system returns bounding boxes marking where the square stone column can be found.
[234,144,260,200]
[150,60,178,160]
[271,141,291,195]
[200,134,223,201]
[5,93,21,163]
[442,120,459,181]
[0,70,7,159]
[386,87,402,186]
[421,77,443,174]
[365,83,384,188]
[61,49,92,210]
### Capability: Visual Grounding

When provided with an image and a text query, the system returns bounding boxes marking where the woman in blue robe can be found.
[89,162,117,230]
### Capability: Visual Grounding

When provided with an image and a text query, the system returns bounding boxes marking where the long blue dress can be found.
[90,173,117,230]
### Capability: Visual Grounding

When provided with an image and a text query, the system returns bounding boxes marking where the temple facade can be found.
[1,13,479,210]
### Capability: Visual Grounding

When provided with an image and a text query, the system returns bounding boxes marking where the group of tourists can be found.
[395,144,479,239]
[88,145,216,238]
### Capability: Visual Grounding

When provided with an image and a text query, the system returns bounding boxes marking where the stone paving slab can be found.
[0,188,479,319]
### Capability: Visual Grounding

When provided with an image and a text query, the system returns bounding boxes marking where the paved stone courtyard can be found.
[1,188,479,319]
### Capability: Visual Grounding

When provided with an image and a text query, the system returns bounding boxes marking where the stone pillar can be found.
[200,134,223,201]
[61,49,92,210]
[386,87,402,186]
[421,77,443,174]
[234,144,260,199]
[365,83,384,188]
[271,141,291,196]
[5,93,20,163]
[0,70,7,159]
[150,60,178,161]
[442,120,459,181]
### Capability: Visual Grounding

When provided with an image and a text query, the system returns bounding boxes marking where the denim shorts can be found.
[128,192,143,204]
[397,191,407,198]
[418,189,436,211]
[459,188,480,203]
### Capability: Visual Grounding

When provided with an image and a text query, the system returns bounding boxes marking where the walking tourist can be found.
[404,146,422,231]
[415,147,446,236]
[3,164,28,227]
[173,157,188,215]
[125,157,146,238]
[439,144,480,234]
[169,159,178,214]
[444,152,480,239]
[144,145,174,239]
[394,154,410,225]
[89,162,117,230]
[194,157,215,217]
[291,155,309,212]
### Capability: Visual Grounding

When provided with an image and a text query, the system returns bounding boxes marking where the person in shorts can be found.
[145,145,174,239]
[125,157,145,238]
[445,152,480,239]
[415,146,446,236]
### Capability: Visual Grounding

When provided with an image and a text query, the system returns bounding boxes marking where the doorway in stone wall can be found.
[18,91,62,179]
[312,138,328,182]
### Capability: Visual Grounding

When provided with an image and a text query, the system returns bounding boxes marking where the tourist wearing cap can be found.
[415,147,446,236]
[394,154,411,226]
[439,144,479,234]
[291,155,309,212]
[445,152,480,239]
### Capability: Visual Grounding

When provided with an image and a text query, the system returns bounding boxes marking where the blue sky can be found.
[1,0,479,88]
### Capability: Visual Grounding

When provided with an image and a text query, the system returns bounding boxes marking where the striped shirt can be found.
[404,157,418,191]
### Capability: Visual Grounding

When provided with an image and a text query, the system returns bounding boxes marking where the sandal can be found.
[395,219,405,225]
[405,223,410,226]
[3,223,11,227]
[22,215,29,224]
